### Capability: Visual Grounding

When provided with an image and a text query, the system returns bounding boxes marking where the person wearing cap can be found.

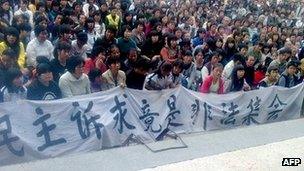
[27,62,62,100]
[259,65,279,88]
[59,56,91,98]
[0,27,26,68]
[268,48,289,74]
[278,60,300,88]
[26,25,54,67]
[71,32,91,60]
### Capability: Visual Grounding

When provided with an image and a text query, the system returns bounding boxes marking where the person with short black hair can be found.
[131,21,146,49]
[26,25,54,67]
[59,55,91,98]
[102,56,126,90]
[50,41,71,83]
[71,31,91,60]
[278,60,299,88]
[0,27,26,68]
[92,25,117,55]
[0,49,17,88]
[105,7,121,30]
[126,58,150,90]
[88,68,103,93]
[259,65,279,88]
[268,48,289,74]
[144,62,174,90]
[14,0,34,27]
[199,63,225,94]
[27,63,62,100]
[181,50,198,90]
[0,68,26,102]
[84,46,107,75]
[117,25,137,58]
[17,23,31,48]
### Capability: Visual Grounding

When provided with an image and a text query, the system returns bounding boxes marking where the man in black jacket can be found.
[126,58,150,90]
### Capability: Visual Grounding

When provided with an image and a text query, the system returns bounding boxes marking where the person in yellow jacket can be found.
[0,27,26,69]
[105,7,121,30]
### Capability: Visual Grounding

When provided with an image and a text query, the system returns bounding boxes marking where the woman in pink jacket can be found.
[199,63,225,94]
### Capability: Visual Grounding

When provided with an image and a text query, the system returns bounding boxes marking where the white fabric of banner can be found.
[0,83,303,166]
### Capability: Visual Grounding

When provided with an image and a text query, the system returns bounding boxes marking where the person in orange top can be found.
[160,34,181,63]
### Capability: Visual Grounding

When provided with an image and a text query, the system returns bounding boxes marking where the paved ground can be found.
[143,137,304,171]
[1,118,304,171]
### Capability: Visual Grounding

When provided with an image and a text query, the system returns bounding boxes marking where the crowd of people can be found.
[0,0,304,102]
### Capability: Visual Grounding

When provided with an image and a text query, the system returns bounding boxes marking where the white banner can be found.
[0,84,303,166]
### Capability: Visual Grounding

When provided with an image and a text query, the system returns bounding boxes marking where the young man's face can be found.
[124,30,132,40]
[111,9,117,16]
[287,66,297,75]
[183,55,192,64]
